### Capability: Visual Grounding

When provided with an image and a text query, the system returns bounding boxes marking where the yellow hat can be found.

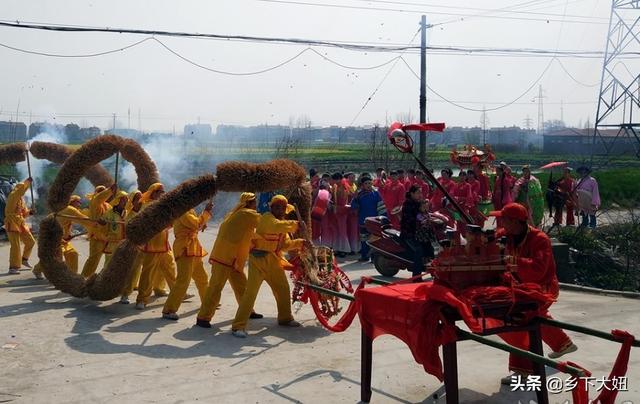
[140,183,164,204]
[69,195,81,204]
[85,185,107,200]
[223,192,256,222]
[110,190,129,206]
[269,194,295,215]
[126,190,141,212]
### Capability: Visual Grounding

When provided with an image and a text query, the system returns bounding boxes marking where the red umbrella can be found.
[539,161,568,170]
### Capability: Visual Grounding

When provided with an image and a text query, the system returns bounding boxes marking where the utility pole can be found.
[112,113,116,131]
[560,99,564,124]
[128,107,131,130]
[523,115,533,130]
[532,85,546,135]
[419,15,427,163]
[480,106,488,145]
[138,108,141,132]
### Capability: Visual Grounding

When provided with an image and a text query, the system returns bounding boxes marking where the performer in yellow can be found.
[32,195,96,279]
[102,191,128,267]
[196,192,263,328]
[4,177,36,274]
[231,195,308,338]
[120,190,143,304]
[81,184,115,278]
[134,183,177,310]
[161,201,213,320]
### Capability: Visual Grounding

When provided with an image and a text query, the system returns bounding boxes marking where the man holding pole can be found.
[4,177,36,274]
[32,195,98,279]
[81,184,116,278]
[231,195,309,338]
[489,203,578,383]
[196,193,262,328]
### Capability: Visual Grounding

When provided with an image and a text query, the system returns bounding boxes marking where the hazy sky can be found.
[0,0,614,132]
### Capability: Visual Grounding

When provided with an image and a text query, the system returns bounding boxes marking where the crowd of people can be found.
[306,162,601,265]
[2,162,601,340]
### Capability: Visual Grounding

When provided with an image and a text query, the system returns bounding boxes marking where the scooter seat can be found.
[383,228,401,240]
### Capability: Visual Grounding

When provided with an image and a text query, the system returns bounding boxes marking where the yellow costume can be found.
[102,191,128,267]
[162,207,211,316]
[232,196,304,332]
[135,183,177,307]
[197,193,260,323]
[121,191,143,299]
[80,186,113,278]
[34,195,92,275]
[4,179,35,271]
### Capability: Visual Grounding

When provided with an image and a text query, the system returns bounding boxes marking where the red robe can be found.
[380,179,405,229]
[332,182,351,253]
[497,226,573,372]
[555,176,576,226]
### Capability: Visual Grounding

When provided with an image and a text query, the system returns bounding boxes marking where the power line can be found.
[345,0,607,21]
[0,36,154,57]
[253,0,609,25]
[400,55,556,112]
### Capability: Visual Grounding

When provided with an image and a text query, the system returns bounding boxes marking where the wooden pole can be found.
[457,328,586,377]
[419,15,427,163]
[410,153,474,224]
[537,317,640,347]
[25,148,35,210]
[114,151,119,187]
[296,282,355,301]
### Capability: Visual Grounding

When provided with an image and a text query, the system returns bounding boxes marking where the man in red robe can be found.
[554,167,576,226]
[381,171,406,229]
[490,203,578,383]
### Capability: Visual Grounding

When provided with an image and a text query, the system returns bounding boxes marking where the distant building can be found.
[543,128,637,155]
[105,128,141,140]
[184,124,212,140]
[0,121,27,143]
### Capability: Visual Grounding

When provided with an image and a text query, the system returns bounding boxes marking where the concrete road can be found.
[1,226,639,403]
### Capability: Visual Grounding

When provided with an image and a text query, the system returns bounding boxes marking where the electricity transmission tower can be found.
[591,0,640,160]
[532,85,546,135]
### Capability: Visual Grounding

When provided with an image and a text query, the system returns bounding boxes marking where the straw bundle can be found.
[215,159,306,192]
[120,138,160,192]
[37,215,87,298]
[127,174,216,245]
[0,143,27,165]
[29,141,113,186]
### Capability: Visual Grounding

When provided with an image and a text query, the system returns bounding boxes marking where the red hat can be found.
[489,202,528,221]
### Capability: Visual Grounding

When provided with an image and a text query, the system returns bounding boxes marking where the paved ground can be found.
[1,226,640,404]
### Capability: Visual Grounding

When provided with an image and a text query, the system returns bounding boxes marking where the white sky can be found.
[0,0,615,132]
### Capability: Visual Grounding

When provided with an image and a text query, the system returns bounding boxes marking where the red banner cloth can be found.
[356,282,475,381]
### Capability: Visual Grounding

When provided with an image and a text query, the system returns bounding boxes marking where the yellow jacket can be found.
[139,200,171,253]
[209,208,260,272]
[87,187,113,241]
[173,209,211,259]
[56,205,91,239]
[4,180,32,233]
[251,212,304,269]
[102,208,127,254]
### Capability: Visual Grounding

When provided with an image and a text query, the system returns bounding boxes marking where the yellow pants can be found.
[197,263,248,322]
[135,251,177,305]
[121,252,143,296]
[81,239,106,278]
[33,243,79,275]
[163,256,209,314]
[232,254,293,331]
[7,230,35,269]
[153,267,171,294]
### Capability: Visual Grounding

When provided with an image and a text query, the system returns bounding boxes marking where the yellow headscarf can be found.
[69,195,81,204]
[223,192,256,222]
[126,190,142,212]
[140,183,164,204]
[85,185,106,200]
[110,190,129,207]
[269,194,295,215]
